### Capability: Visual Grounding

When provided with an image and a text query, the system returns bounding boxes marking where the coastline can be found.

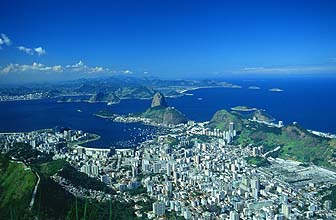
[93,114,116,119]
[1,86,336,138]
[0,84,240,103]
[75,145,112,152]
[94,112,169,128]
[0,128,53,135]
[68,134,101,148]
[231,106,258,112]
[178,85,242,94]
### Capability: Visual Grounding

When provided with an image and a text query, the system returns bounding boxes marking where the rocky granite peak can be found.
[151,92,168,108]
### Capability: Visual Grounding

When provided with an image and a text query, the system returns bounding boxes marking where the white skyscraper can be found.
[91,164,99,177]
[132,166,138,177]
[282,204,291,219]
[250,178,260,199]
[166,181,173,194]
[229,122,235,133]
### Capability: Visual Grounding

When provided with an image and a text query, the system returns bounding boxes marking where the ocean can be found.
[168,76,336,133]
[0,99,157,148]
[0,76,335,148]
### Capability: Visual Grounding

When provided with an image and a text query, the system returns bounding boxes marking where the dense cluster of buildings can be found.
[189,122,237,143]
[135,123,336,219]
[1,120,336,219]
[0,92,45,101]
[0,129,98,155]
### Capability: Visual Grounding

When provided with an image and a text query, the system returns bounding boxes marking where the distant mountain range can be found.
[88,92,120,103]
[0,76,242,103]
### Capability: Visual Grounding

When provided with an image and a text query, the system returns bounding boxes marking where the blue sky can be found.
[1,0,336,82]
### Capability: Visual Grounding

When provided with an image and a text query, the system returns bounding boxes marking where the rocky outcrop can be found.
[151,92,168,108]
[250,110,275,122]
[142,107,187,125]
[142,92,187,125]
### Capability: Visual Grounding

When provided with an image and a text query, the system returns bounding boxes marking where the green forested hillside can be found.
[0,156,37,219]
[235,121,335,168]
[141,106,188,125]
[209,109,336,170]
[208,109,244,131]
[0,147,138,220]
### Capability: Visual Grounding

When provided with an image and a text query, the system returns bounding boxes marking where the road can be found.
[29,171,41,210]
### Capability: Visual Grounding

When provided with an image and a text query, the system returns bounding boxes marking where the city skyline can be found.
[1,1,336,219]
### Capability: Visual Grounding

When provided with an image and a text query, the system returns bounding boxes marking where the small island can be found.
[269,88,284,92]
[221,82,242,89]
[231,106,258,112]
[248,86,261,90]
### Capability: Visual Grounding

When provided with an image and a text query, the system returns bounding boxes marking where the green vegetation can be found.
[34,159,66,176]
[86,86,162,103]
[0,76,238,100]
[321,185,336,210]
[166,211,185,220]
[236,121,335,169]
[0,156,37,219]
[209,109,336,170]
[32,160,135,220]
[330,139,336,148]
[141,106,187,125]
[248,110,275,122]
[167,136,180,147]
[115,86,156,99]
[245,156,270,167]
[5,142,52,163]
[208,109,243,131]
[35,179,135,220]
[134,196,155,220]
[58,163,115,194]
[0,148,136,220]
[34,172,75,219]
[234,121,281,151]
[127,186,147,196]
